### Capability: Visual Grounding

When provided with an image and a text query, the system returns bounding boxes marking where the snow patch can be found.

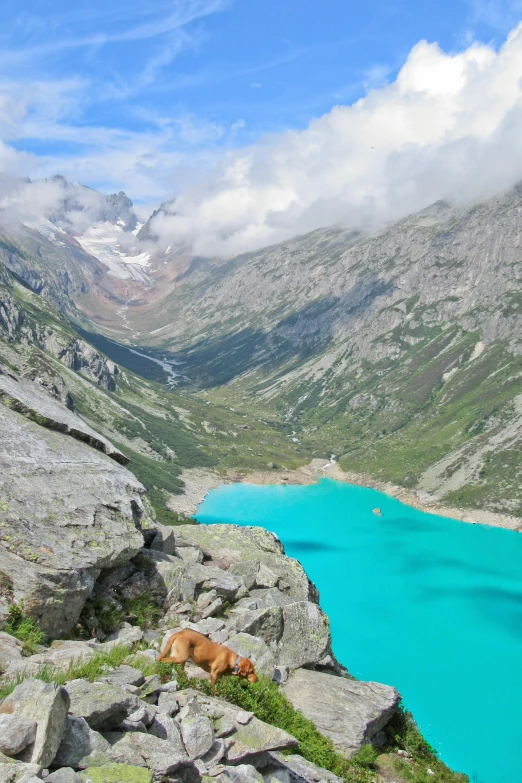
[74,222,152,283]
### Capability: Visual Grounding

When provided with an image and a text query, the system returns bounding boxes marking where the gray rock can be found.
[255,564,279,589]
[0,714,37,756]
[227,634,276,679]
[277,602,331,669]
[0,759,42,783]
[119,720,147,733]
[101,626,143,650]
[272,667,289,685]
[44,768,83,783]
[104,732,187,774]
[181,618,225,636]
[228,561,259,590]
[157,692,179,716]
[180,714,215,760]
[175,546,203,564]
[127,704,157,726]
[149,525,176,555]
[201,598,224,619]
[3,642,97,679]
[138,674,162,698]
[196,590,218,612]
[0,632,23,670]
[282,669,400,757]
[0,372,125,462]
[96,665,145,689]
[174,526,315,602]
[66,679,141,731]
[0,404,151,636]
[214,716,236,738]
[266,752,343,783]
[228,608,283,652]
[176,690,297,764]
[0,678,70,767]
[201,740,226,767]
[218,765,264,783]
[249,589,294,608]
[53,717,111,769]
[150,714,185,753]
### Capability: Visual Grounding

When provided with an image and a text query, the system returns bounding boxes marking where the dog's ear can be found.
[238,658,254,677]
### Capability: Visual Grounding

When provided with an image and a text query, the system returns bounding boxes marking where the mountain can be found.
[2,178,522,518]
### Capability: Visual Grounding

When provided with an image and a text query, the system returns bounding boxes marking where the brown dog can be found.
[158,629,258,685]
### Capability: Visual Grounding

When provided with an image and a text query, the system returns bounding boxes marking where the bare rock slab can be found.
[103,732,187,775]
[66,680,141,731]
[0,678,70,767]
[282,669,400,758]
[53,717,111,769]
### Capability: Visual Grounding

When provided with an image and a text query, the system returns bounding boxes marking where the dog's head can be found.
[238,657,258,683]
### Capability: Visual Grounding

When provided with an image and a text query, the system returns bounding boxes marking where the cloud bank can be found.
[148,23,522,257]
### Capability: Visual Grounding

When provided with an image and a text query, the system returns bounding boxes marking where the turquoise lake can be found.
[195,478,522,783]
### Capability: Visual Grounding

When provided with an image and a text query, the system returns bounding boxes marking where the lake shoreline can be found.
[168,459,522,532]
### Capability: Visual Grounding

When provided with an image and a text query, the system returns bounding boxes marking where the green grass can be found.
[3,603,46,654]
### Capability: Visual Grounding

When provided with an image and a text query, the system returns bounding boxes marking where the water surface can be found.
[196,478,522,783]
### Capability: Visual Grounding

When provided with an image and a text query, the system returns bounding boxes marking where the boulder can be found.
[216,765,264,783]
[0,758,42,783]
[0,404,152,635]
[53,717,111,769]
[66,680,141,731]
[78,764,153,783]
[96,665,145,689]
[150,713,185,753]
[264,752,343,783]
[176,690,297,764]
[173,526,316,602]
[0,678,70,767]
[0,372,125,463]
[157,692,179,716]
[181,618,225,636]
[281,669,400,757]
[277,602,331,669]
[100,626,143,651]
[228,561,259,590]
[44,768,83,783]
[0,632,23,671]
[149,525,176,555]
[226,634,276,679]
[103,732,187,775]
[0,714,37,756]
[4,642,97,678]
[227,608,283,652]
[180,714,215,760]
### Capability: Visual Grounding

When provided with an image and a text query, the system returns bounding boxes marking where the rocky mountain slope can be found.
[4,181,522,516]
[0,374,465,782]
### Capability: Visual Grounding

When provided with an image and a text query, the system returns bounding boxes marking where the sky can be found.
[1,0,522,253]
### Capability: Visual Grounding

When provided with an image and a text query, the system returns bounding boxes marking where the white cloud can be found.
[147,23,522,257]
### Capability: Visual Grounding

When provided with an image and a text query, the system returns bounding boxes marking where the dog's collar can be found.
[233,655,241,676]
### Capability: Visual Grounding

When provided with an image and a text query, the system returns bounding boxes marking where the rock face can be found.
[66,680,142,731]
[282,668,401,757]
[0,391,154,634]
[0,678,70,767]
[0,518,405,783]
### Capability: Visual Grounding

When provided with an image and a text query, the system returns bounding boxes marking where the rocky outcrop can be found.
[282,669,401,758]
[0,380,154,634]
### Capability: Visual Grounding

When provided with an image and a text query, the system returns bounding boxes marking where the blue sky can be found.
[1,0,522,217]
